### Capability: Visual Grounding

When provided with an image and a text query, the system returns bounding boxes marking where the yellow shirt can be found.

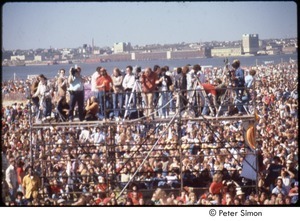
[22,174,41,199]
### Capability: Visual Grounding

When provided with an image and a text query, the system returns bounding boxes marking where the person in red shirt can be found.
[140,67,158,119]
[127,184,144,205]
[50,179,62,198]
[16,159,25,192]
[198,82,217,116]
[96,68,113,119]
[209,173,224,197]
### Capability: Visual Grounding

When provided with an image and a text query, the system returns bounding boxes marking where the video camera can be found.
[134,66,142,80]
[223,58,235,86]
[70,67,77,76]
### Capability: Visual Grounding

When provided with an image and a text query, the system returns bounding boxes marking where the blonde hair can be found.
[213,173,223,182]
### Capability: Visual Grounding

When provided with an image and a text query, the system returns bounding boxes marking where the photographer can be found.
[68,66,85,122]
[231,59,245,115]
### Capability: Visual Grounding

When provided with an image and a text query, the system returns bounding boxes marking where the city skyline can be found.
[2,2,297,50]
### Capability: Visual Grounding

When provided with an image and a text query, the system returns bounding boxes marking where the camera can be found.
[134,66,142,80]
[135,73,140,80]
[226,70,233,78]
[71,67,77,76]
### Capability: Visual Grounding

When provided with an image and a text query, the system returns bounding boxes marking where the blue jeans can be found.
[168,91,174,111]
[43,98,52,117]
[8,186,17,202]
[69,91,84,121]
[113,93,123,117]
[97,91,105,118]
[158,91,168,117]
[37,97,52,119]
[235,87,244,113]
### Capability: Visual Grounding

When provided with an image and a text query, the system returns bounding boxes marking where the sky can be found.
[2,1,298,50]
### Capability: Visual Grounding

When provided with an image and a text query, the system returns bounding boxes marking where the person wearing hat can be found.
[32,74,53,121]
[231,59,245,115]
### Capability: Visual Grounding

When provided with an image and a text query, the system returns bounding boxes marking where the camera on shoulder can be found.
[71,67,77,76]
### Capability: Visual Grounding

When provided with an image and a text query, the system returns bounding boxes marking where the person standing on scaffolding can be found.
[68,67,85,122]
[96,68,113,120]
[134,66,144,109]
[155,67,172,118]
[175,66,188,112]
[55,68,67,103]
[231,60,245,116]
[112,67,124,119]
[30,76,40,117]
[122,65,136,113]
[188,64,206,116]
[32,74,52,122]
[141,67,158,119]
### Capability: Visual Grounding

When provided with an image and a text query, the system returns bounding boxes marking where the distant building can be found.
[242,34,259,55]
[168,49,206,59]
[34,55,44,61]
[114,42,132,53]
[282,46,297,54]
[211,46,242,57]
[11,55,26,61]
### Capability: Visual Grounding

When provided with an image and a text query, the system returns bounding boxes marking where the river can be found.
[2,54,297,81]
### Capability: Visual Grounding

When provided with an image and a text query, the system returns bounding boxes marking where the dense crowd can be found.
[1,60,298,206]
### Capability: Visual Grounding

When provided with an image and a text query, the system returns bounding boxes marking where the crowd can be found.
[1,60,298,206]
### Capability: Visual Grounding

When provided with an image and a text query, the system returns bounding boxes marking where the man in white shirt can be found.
[91,66,102,97]
[122,66,136,111]
[5,158,18,201]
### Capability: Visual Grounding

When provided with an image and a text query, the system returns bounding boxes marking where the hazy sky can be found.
[2,1,297,50]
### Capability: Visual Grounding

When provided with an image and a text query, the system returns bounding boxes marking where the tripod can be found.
[215,58,238,117]
[216,85,235,117]
[189,76,215,116]
[123,79,145,120]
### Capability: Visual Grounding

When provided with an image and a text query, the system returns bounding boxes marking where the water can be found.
[2,54,297,81]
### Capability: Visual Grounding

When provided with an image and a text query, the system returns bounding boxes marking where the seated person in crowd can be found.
[84,96,99,121]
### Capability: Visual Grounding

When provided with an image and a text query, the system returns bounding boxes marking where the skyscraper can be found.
[242,34,259,55]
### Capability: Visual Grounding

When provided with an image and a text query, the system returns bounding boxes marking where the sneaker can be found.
[42,117,46,122]
[237,112,243,116]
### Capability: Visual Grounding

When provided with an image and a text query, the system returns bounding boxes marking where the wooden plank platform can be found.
[31,114,255,129]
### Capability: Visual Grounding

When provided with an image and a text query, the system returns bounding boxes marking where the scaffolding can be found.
[28,85,258,203]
